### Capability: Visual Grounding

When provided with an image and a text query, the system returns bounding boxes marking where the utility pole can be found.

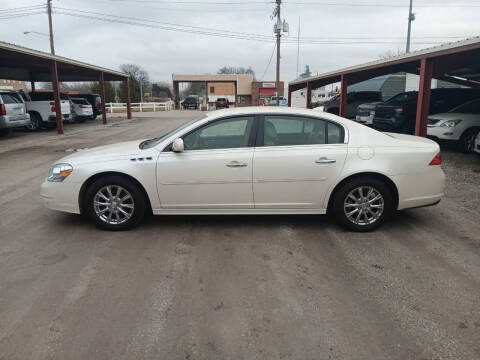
[47,0,55,55]
[406,0,415,53]
[275,0,281,106]
[296,17,300,78]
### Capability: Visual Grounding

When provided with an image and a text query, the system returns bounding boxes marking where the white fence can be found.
[105,100,175,113]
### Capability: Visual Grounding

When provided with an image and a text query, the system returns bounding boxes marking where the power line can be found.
[51,6,465,45]
[0,11,46,20]
[261,41,276,80]
[283,1,480,7]
[0,5,46,13]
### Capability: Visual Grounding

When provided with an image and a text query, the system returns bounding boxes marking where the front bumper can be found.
[40,179,82,214]
[427,125,460,141]
[355,114,373,125]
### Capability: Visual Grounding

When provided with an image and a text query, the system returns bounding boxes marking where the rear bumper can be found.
[391,166,445,210]
[0,115,31,128]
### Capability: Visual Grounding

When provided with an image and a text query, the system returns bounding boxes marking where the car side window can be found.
[327,122,343,144]
[263,115,327,146]
[183,116,254,151]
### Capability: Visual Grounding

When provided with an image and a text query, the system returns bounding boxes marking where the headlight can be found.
[440,119,462,127]
[48,163,73,182]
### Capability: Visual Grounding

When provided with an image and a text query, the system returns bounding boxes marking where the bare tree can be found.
[217,66,256,80]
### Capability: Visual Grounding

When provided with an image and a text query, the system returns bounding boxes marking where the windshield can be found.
[139,115,206,149]
[385,92,417,105]
[449,99,480,114]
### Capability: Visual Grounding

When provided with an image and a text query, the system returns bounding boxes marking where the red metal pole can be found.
[99,72,107,124]
[339,74,348,117]
[50,61,63,134]
[415,58,433,137]
[125,77,132,119]
[306,82,312,109]
[287,84,292,107]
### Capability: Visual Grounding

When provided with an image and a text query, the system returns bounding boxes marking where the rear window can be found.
[72,98,89,105]
[0,93,21,104]
[94,96,101,105]
[449,99,480,114]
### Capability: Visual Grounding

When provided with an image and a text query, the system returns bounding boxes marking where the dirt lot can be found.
[1,111,479,360]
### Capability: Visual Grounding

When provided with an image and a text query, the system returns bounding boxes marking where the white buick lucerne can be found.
[41,107,445,232]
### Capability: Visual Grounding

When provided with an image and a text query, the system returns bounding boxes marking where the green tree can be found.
[90,82,116,103]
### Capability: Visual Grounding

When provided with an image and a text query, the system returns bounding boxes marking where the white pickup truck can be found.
[19,91,71,131]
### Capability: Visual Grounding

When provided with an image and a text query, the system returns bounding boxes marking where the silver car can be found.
[0,91,31,136]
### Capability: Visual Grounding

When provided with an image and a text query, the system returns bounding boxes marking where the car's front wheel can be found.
[458,128,479,153]
[84,175,146,230]
[331,177,394,232]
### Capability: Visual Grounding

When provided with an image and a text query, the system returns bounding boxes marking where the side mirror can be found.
[172,138,184,153]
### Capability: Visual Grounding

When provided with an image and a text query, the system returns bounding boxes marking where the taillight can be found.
[429,152,442,166]
[80,105,88,109]
[1,104,6,115]
[50,101,55,112]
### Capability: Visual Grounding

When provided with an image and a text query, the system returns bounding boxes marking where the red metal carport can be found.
[288,37,480,136]
[0,41,131,134]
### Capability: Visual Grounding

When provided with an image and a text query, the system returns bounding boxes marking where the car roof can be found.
[205,106,351,124]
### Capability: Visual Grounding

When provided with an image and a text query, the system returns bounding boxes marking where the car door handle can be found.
[226,161,247,168]
[315,157,336,164]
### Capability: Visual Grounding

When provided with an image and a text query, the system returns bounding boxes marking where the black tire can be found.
[27,113,42,131]
[331,177,394,232]
[458,128,479,153]
[0,128,11,137]
[84,175,147,231]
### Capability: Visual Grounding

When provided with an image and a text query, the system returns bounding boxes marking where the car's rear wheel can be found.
[84,175,146,230]
[332,177,394,232]
[458,128,479,153]
[27,113,41,131]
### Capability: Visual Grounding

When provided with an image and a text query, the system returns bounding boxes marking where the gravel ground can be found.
[0,111,479,360]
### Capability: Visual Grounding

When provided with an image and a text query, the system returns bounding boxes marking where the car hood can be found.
[358,102,382,109]
[428,113,466,122]
[57,140,148,164]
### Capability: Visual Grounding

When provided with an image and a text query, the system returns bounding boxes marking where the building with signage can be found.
[251,81,285,106]
[172,74,285,107]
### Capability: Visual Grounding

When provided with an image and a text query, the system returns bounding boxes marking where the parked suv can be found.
[215,98,229,109]
[19,91,71,131]
[372,88,480,134]
[0,91,31,136]
[323,91,382,118]
[182,96,199,110]
[427,98,480,153]
[74,94,102,120]
[70,97,94,122]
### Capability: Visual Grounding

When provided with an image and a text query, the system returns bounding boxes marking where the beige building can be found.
[172,74,254,107]
[0,79,27,91]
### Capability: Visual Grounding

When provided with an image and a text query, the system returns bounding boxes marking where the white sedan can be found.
[41,107,445,232]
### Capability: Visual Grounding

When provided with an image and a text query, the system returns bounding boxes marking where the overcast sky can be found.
[2,0,479,85]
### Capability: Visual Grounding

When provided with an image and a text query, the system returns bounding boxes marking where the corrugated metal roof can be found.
[0,40,127,79]
[290,37,480,86]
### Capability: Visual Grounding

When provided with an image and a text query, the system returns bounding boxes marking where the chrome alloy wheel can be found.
[344,186,384,226]
[93,185,135,225]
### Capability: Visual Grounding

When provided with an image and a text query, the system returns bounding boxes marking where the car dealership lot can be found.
[1,111,480,360]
